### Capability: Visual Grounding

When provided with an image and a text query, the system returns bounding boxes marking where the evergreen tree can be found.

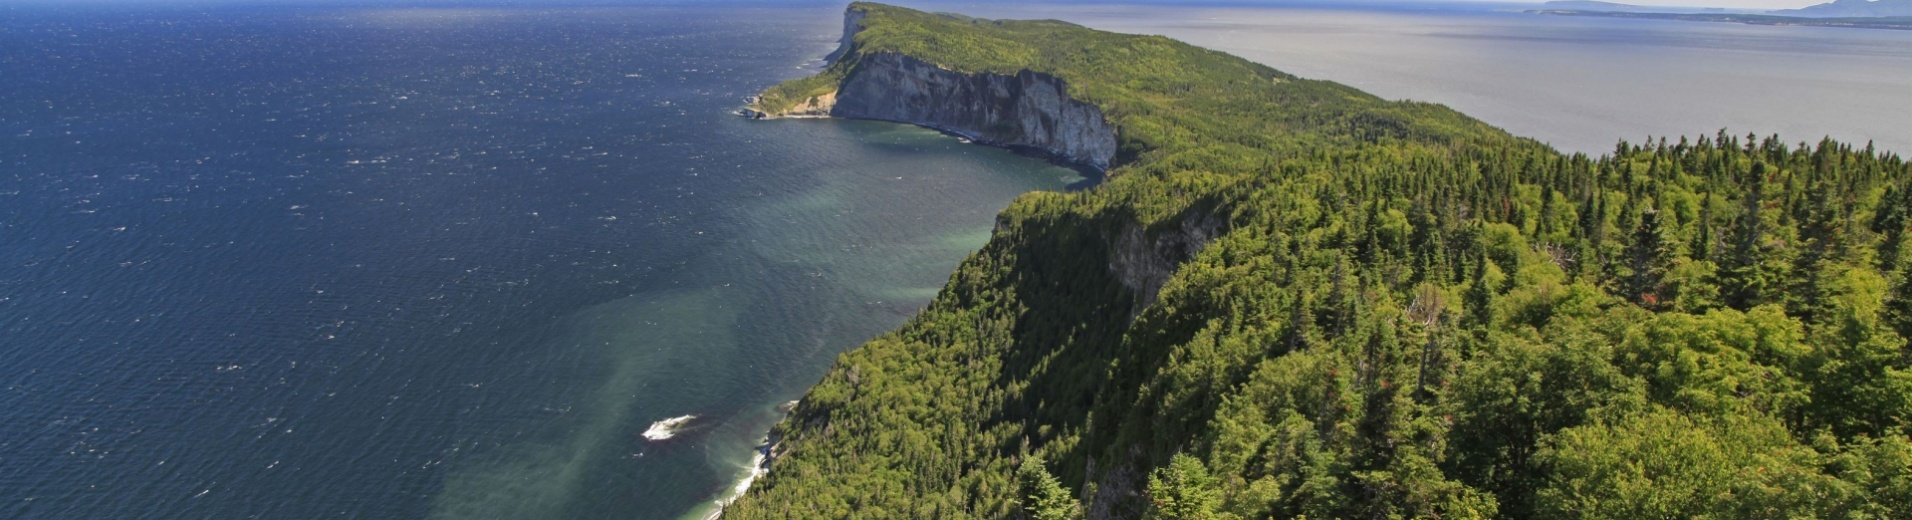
[1722,162,1772,310]
[1146,454,1232,520]
[1693,192,1715,262]
[1018,456,1082,520]
[1874,184,1909,273]
[1466,247,1497,327]
[1625,208,1673,307]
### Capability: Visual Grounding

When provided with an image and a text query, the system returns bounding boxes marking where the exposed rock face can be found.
[823,7,867,63]
[1108,208,1227,318]
[831,52,1119,171]
[766,91,836,118]
[753,7,1119,171]
[1086,455,1144,520]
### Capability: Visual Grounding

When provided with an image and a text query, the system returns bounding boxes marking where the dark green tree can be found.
[1146,454,1233,520]
[1721,162,1774,310]
[1018,456,1083,520]
[1624,208,1673,307]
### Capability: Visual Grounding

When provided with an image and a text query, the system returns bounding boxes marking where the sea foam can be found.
[641,415,697,441]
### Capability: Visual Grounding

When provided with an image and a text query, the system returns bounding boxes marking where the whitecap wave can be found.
[704,444,771,519]
[641,414,697,441]
[727,451,768,501]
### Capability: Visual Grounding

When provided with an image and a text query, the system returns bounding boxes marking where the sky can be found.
[1092,1,1831,11]
[0,0,1838,12]
[1500,0,1827,9]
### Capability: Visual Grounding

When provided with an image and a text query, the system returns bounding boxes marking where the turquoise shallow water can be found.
[0,4,1083,518]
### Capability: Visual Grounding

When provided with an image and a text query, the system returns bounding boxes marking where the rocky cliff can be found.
[822,6,866,63]
[832,52,1119,171]
[1109,208,1227,319]
[750,8,1119,171]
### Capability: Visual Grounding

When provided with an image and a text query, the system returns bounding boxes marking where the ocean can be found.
[0,3,1084,519]
[2,1,1906,519]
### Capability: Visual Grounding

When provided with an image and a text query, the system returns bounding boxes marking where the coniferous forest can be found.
[724,4,1912,518]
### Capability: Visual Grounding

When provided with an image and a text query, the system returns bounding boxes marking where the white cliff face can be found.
[830,52,1119,171]
[823,7,867,64]
[755,7,1119,171]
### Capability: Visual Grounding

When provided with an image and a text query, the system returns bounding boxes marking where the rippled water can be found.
[0,4,1083,519]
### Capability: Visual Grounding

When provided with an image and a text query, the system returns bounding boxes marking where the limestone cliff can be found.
[832,52,1119,171]
[749,8,1119,171]
[822,6,866,63]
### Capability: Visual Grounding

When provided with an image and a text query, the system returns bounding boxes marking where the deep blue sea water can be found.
[0,4,1085,518]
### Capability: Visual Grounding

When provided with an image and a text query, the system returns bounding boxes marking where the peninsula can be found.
[728,3,1912,518]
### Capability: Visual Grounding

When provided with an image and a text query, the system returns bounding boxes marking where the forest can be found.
[723,3,1912,518]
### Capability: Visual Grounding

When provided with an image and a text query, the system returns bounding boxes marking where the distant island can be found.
[1531,0,1912,30]
[723,3,1912,519]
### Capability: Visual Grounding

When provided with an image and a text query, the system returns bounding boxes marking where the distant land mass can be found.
[1529,10,1912,30]
[1538,1,1733,14]
[1531,0,1912,30]
[1773,0,1912,17]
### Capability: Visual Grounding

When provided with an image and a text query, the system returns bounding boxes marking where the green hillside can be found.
[724,3,1912,518]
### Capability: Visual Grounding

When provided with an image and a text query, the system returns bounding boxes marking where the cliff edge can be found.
[717,3,1911,520]
[746,5,1119,171]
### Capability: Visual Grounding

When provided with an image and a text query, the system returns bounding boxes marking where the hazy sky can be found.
[1507,0,1826,9]
[1150,1,1837,11]
[1147,1,1830,10]
[1,0,1839,12]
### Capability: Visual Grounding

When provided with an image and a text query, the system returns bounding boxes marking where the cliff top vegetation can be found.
[756,2,1511,162]
[728,4,1912,519]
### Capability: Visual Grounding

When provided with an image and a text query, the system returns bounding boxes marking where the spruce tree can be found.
[1466,247,1497,327]
[1017,456,1082,520]
[1721,162,1771,310]
[1625,208,1673,307]
[1693,193,1715,262]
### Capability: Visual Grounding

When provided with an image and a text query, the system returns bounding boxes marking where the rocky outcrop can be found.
[1108,208,1227,318]
[751,8,1119,171]
[831,53,1118,171]
[747,91,835,119]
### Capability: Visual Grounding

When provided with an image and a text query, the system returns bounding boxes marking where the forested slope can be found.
[723,3,1912,518]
